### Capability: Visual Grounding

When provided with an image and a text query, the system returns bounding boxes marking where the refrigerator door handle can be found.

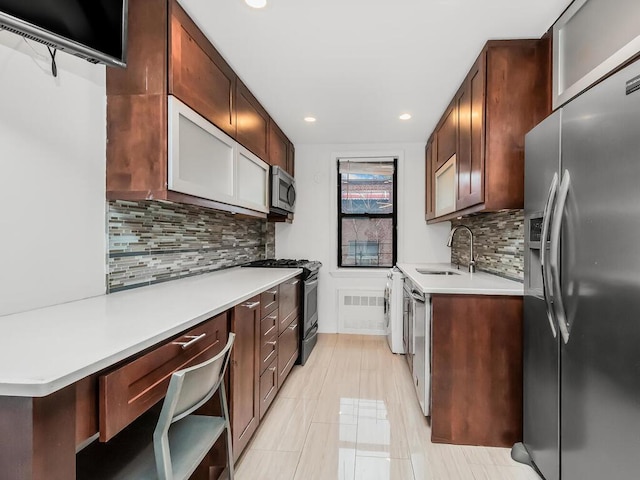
[550,169,571,344]
[541,172,559,338]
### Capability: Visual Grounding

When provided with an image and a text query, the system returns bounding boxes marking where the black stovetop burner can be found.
[243,258,322,279]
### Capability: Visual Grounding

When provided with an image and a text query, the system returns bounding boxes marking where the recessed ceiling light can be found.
[245,0,267,8]
[304,116,317,123]
[399,113,412,120]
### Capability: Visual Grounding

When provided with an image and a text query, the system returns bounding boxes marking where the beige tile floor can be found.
[236,334,540,480]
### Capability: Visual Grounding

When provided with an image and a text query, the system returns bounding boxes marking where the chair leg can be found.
[225,423,235,480]
[219,383,234,480]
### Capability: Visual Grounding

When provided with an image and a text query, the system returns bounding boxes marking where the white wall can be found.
[276,143,451,333]
[0,35,107,316]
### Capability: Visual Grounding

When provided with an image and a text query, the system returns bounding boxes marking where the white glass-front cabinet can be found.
[236,145,269,213]
[553,0,640,108]
[435,154,457,217]
[168,96,269,214]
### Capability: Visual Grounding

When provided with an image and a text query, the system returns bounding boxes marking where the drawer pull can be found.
[269,366,277,372]
[242,301,260,309]
[290,280,300,285]
[289,323,298,331]
[267,314,278,320]
[173,333,207,350]
[266,341,277,346]
[267,290,278,296]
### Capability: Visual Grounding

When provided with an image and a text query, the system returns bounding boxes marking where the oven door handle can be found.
[305,323,319,339]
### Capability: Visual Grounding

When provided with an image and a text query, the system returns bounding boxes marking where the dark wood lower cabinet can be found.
[259,358,278,419]
[0,386,76,480]
[430,294,523,447]
[0,281,301,478]
[278,317,299,387]
[230,296,261,461]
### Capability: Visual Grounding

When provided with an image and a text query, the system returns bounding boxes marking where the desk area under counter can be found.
[396,263,524,448]
[0,267,302,480]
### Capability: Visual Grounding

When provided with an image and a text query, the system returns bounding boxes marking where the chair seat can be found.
[78,415,226,480]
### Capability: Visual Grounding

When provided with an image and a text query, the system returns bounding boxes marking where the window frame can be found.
[337,158,398,268]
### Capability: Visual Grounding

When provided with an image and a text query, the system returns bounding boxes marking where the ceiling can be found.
[180,0,572,145]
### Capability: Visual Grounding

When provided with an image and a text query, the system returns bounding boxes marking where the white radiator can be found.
[338,289,385,335]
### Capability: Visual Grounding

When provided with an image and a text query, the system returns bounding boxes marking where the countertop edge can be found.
[397,263,524,297]
[0,268,302,397]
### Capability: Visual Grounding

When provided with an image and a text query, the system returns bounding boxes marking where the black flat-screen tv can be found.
[0,0,127,68]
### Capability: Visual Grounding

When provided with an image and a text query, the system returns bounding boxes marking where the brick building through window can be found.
[338,159,397,267]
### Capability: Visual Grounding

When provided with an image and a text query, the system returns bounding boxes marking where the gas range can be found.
[243,259,322,280]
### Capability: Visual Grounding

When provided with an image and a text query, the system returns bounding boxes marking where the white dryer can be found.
[383,267,405,354]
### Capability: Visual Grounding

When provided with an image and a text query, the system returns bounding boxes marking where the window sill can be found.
[330,269,390,279]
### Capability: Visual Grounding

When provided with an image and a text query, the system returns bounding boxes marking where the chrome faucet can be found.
[447,225,476,273]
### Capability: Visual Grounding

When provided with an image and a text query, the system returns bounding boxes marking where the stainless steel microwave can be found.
[271,166,296,214]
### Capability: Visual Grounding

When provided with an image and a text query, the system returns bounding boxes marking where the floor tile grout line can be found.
[291,336,337,479]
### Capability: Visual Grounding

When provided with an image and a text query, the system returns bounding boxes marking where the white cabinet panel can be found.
[435,154,457,217]
[553,0,640,108]
[236,146,269,213]
[169,96,235,204]
[168,96,270,214]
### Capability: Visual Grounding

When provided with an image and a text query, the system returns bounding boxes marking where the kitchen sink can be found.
[416,269,461,276]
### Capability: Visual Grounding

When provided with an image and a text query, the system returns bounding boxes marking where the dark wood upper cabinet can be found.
[268,119,288,170]
[287,142,295,177]
[425,140,435,221]
[236,80,269,161]
[106,0,295,217]
[435,101,457,170]
[456,54,485,211]
[268,120,296,178]
[426,39,550,223]
[169,1,236,137]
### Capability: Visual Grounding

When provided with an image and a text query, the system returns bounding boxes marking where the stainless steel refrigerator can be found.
[514,58,640,479]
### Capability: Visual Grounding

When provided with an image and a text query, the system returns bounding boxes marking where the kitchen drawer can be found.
[278,277,300,334]
[260,309,278,339]
[260,331,278,376]
[278,317,299,387]
[260,287,279,318]
[99,312,228,442]
[259,357,278,419]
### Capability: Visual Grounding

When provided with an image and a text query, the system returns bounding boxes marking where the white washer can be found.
[384,267,405,354]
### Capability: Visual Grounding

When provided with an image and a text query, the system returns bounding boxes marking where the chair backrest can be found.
[153,332,235,480]
[158,332,235,428]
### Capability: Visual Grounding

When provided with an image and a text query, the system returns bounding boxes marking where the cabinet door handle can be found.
[269,366,277,372]
[229,87,233,126]
[173,333,206,350]
[289,323,298,331]
[266,341,277,346]
[242,301,260,310]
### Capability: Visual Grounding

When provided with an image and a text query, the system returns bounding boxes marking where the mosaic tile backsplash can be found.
[450,210,524,281]
[108,200,275,292]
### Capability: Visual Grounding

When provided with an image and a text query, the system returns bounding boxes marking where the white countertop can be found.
[397,263,523,296]
[0,267,301,397]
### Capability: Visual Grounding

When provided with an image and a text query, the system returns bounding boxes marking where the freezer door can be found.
[559,59,640,480]
[522,112,561,480]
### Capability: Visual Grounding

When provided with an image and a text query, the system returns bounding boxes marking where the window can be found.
[338,159,397,267]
